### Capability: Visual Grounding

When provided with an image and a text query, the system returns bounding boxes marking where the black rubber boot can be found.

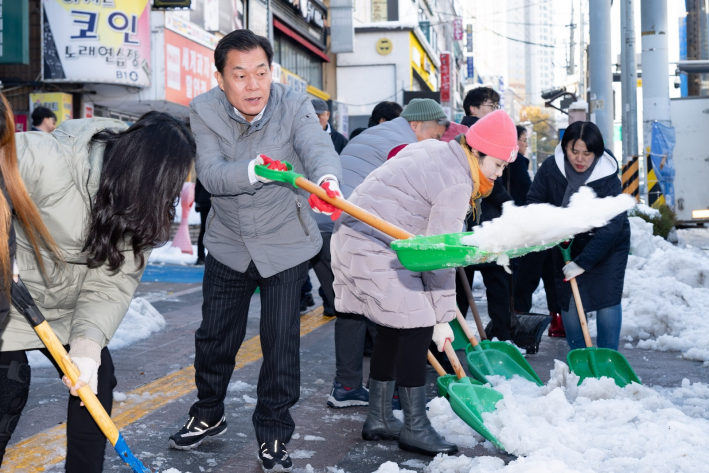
[398,386,458,456]
[362,379,402,441]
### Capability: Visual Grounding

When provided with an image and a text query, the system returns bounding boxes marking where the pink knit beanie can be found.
[465,110,519,162]
[441,121,469,143]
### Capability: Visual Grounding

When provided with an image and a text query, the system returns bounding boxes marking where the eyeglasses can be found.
[482,102,500,110]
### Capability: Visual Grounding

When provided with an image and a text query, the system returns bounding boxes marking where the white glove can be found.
[248,154,287,185]
[12,258,19,283]
[563,261,585,281]
[432,323,455,352]
[64,338,102,395]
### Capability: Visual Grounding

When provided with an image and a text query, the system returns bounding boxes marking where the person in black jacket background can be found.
[526,121,630,351]
[510,126,562,335]
[460,87,500,128]
[312,99,349,154]
[348,101,402,140]
[194,179,211,265]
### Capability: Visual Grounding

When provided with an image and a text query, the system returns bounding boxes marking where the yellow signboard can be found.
[30,92,73,125]
[376,38,393,55]
[409,32,436,91]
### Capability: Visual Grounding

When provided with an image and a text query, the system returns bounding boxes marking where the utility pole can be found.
[641,0,672,202]
[588,0,613,145]
[578,0,586,99]
[620,0,638,165]
[568,1,576,76]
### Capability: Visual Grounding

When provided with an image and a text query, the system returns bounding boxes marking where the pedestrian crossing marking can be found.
[3,305,332,472]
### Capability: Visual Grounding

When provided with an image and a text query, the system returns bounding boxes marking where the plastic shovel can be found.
[456,268,544,386]
[559,241,641,387]
[429,341,506,451]
[254,161,559,271]
[11,279,154,473]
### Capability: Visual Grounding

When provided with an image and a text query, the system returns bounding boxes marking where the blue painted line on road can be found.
[143,264,204,283]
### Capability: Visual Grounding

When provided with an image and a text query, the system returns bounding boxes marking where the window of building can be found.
[273,31,323,90]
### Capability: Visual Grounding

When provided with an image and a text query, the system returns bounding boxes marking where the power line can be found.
[484,28,560,48]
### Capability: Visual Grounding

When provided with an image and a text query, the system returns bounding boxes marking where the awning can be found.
[274,18,330,63]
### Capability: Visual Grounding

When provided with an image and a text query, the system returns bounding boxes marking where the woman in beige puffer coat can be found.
[0,112,195,472]
[331,110,520,456]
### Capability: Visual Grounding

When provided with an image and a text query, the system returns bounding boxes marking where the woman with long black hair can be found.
[0,103,195,472]
[526,121,630,351]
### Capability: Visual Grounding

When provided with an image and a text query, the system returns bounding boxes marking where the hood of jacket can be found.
[553,143,618,184]
[51,118,129,209]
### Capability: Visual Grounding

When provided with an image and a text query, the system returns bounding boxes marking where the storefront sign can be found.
[440,53,450,103]
[371,0,387,22]
[280,67,308,94]
[14,115,29,133]
[0,0,30,65]
[376,38,392,55]
[30,93,73,125]
[165,29,218,107]
[249,0,269,38]
[165,14,219,49]
[466,24,473,53]
[453,18,463,41]
[330,0,353,54]
[467,56,474,78]
[280,0,324,29]
[42,0,151,87]
[83,103,95,118]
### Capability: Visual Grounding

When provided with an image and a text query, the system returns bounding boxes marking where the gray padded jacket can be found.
[339,117,417,199]
[191,84,342,277]
[331,139,474,328]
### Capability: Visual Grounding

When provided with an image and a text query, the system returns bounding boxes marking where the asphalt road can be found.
[4,272,707,473]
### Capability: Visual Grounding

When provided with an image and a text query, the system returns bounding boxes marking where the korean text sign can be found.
[164,29,218,106]
[42,0,151,87]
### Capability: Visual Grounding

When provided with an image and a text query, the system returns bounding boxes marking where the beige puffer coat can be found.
[331,138,475,329]
[0,118,148,351]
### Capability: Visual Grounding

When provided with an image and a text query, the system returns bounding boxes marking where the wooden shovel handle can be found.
[456,268,487,340]
[295,177,414,240]
[427,350,447,377]
[34,321,120,446]
[565,260,593,348]
[455,307,478,348]
[443,341,467,380]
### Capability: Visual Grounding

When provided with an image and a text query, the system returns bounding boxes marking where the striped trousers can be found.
[189,255,308,444]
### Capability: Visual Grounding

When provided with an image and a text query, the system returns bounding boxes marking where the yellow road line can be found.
[4,306,332,472]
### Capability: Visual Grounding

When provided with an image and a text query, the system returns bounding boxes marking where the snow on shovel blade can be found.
[466,341,544,386]
[466,345,542,386]
[447,382,505,451]
[390,232,561,272]
[567,347,641,388]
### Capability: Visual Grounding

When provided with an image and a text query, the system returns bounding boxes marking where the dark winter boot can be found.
[398,386,458,456]
[548,312,566,337]
[362,379,402,441]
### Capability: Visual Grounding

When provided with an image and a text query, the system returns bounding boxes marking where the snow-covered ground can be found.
[375,363,709,473]
[27,297,165,368]
[148,243,200,265]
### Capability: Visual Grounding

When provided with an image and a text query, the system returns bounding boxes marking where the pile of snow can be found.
[148,243,199,265]
[28,298,165,368]
[622,217,709,362]
[461,187,635,260]
[632,203,660,218]
[382,363,709,473]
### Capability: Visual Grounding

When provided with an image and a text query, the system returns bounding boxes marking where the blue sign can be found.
[467,56,474,78]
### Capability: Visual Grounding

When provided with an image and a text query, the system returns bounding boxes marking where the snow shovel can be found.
[10,279,154,473]
[559,241,641,387]
[456,268,543,385]
[428,342,506,451]
[254,160,559,270]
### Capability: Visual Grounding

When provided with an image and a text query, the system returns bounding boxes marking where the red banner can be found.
[453,18,463,41]
[165,29,217,107]
[440,53,451,102]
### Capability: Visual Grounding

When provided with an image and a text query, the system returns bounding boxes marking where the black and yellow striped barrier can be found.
[621,157,640,201]
[646,153,666,207]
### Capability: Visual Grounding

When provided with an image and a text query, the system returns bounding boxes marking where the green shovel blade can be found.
[447,382,506,451]
[466,345,542,386]
[448,317,471,351]
[436,374,483,398]
[390,232,564,272]
[567,347,641,387]
[468,341,544,386]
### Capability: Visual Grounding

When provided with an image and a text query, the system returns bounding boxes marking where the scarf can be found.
[459,135,494,221]
[562,154,601,207]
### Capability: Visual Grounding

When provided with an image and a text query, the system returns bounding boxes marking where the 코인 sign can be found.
[42,0,151,87]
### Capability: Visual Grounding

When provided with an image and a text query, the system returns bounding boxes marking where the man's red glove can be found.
[308,180,342,221]
[258,154,287,171]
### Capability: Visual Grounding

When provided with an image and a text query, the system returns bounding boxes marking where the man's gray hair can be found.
[424,117,451,130]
